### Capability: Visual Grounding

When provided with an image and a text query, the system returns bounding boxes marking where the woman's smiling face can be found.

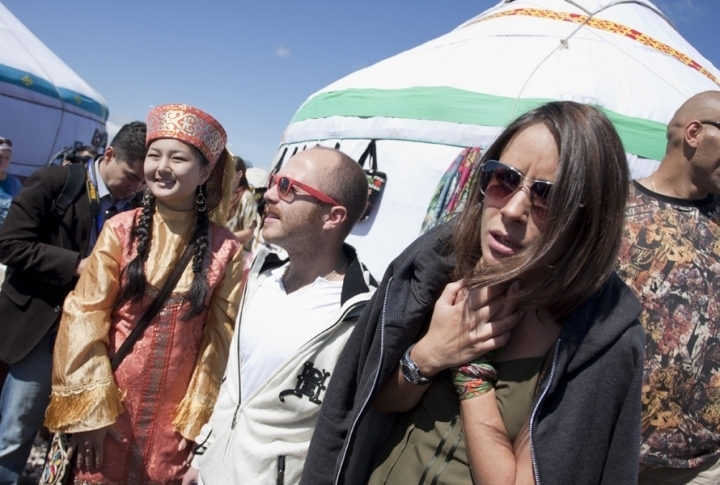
[144,138,211,211]
[480,123,559,266]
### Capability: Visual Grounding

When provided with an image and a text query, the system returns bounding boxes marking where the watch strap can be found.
[400,344,438,385]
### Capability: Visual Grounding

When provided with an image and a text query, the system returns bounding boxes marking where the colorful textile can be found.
[45,204,243,483]
[617,181,720,467]
[146,104,227,166]
[421,146,482,233]
[452,362,497,400]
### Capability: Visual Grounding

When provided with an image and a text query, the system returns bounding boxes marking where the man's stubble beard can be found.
[265,203,325,256]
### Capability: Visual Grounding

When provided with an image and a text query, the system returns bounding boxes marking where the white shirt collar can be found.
[93,157,112,200]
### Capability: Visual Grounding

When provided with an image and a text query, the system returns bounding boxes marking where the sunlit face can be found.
[694,121,720,194]
[262,150,330,250]
[102,147,145,200]
[0,150,10,175]
[144,139,211,211]
[480,123,559,266]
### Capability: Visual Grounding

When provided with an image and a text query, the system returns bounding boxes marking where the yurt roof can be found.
[0,2,108,122]
[284,0,719,168]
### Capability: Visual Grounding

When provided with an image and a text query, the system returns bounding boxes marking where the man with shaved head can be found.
[183,147,376,485]
[617,90,720,484]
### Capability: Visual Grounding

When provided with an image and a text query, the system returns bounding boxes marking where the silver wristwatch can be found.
[400,344,438,385]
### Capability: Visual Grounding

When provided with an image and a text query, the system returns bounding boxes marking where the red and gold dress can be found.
[45,204,244,484]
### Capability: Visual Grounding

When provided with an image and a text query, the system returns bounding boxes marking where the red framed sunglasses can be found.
[479,160,554,219]
[267,175,340,206]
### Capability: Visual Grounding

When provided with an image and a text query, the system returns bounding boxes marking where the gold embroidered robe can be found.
[45,204,243,484]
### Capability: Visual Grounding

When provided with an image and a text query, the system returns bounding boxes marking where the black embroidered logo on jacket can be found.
[279,361,330,405]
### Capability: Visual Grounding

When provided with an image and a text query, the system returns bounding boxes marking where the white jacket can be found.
[193,245,376,485]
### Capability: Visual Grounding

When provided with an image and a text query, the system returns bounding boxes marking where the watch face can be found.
[400,359,417,384]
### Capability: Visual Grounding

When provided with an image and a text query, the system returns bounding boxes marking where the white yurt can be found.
[276,0,720,277]
[0,2,108,177]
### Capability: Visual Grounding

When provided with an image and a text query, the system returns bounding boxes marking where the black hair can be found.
[117,147,219,320]
[233,155,250,191]
[109,121,147,166]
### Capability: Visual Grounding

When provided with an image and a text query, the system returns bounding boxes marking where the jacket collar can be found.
[259,243,375,306]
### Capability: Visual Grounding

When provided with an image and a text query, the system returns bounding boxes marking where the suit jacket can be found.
[0,165,91,363]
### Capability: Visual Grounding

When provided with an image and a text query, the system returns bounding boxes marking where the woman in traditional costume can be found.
[45,104,244,484]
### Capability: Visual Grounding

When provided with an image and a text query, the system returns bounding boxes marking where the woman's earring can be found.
[196,186,207,212]
[142,189,151,206]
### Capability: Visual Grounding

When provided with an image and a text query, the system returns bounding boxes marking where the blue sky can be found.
[2,0,718,169]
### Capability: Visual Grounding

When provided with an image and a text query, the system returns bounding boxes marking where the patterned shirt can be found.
[617,181,720,467]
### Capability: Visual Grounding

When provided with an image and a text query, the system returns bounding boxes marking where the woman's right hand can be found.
[70,425,125,469]
[412,280,523,377]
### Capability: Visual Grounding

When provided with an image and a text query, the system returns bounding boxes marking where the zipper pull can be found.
[276,455,286,485]
[230,403,240,429]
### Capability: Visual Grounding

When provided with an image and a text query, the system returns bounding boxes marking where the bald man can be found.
[183,147,377,485]
[617,91,720,485]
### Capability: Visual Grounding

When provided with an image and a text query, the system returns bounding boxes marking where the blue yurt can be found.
[0,1,108,177]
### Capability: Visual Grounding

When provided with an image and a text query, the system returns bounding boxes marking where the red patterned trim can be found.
[465,8,719,86]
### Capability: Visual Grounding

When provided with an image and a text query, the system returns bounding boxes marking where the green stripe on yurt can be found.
[0,63,108,121]
[291,87,666,160]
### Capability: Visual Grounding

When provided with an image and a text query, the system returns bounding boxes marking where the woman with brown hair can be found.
[44,104,243,484]
[302,101,645,485]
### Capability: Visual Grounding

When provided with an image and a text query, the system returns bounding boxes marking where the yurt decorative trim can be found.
[291,87,667,160]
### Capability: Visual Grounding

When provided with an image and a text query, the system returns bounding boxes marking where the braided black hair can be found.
[117,192,156,305]
[183,184,211,319]
[117,147,221,320]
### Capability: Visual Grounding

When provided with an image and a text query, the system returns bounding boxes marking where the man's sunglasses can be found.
[267,175,339,206]
[701,120,720,130]
[479,160,554,219]
[0,138,12,148]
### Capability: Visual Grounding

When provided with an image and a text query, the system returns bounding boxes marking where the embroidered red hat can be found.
[146,104,227,166]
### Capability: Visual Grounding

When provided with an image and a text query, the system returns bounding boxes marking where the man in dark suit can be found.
[0,122,147,484]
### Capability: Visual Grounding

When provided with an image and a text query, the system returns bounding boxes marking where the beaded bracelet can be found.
[452,359,499,401]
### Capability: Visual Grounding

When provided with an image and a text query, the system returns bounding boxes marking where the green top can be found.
[495,355,546,442]
[369,355,547,485]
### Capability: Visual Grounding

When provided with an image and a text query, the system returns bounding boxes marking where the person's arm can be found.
[44,224,124,433]
[373,281,522,413]
[233,224,256,244]
[0,167,82,287]
[460,391,535,485]
[174,241,245,441]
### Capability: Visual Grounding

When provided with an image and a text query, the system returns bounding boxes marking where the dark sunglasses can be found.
[479,160,554,219]
[700,120,720,130]
[267,175,339,206]
[0,137,12,148]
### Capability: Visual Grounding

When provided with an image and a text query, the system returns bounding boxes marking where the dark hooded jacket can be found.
[302,223,645,485]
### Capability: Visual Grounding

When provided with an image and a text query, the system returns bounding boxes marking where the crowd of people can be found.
[0,92,715,485]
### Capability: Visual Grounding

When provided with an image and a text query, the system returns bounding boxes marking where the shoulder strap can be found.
[110,242,196,370]
[50,164,86,218]
[357,140,378,172]
[270,147,289,177]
